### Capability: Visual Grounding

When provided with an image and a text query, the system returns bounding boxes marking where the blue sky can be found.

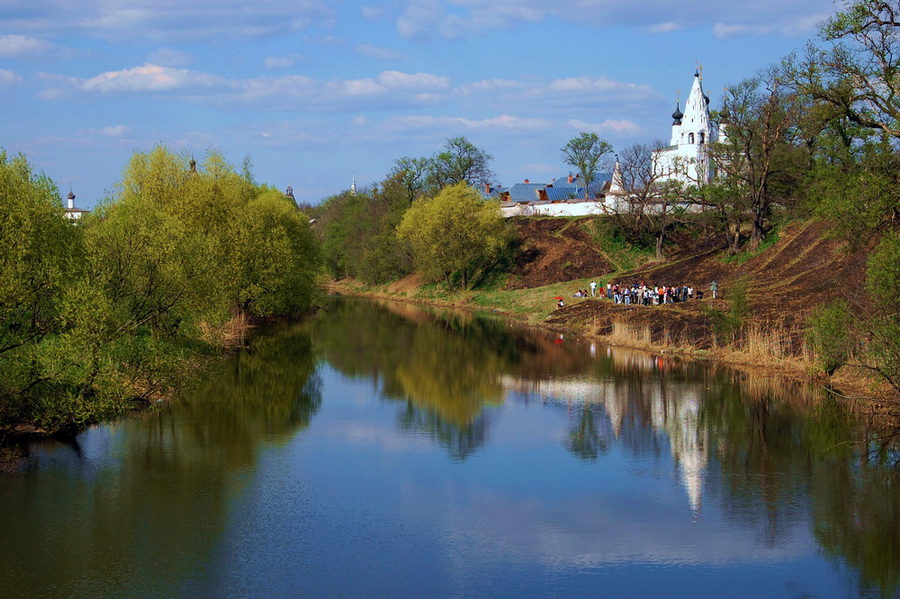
[1,0,840,208]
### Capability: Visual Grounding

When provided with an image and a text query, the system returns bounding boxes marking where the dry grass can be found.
[212,311,252,347]
[604,320,654,349]
[713,322,816,372]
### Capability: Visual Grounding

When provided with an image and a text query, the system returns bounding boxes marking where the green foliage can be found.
[232,191,320,316]
[808,139,900,243]
[396,183,508,290]
[704,277,750,344]
[429,136,497,190]
[560,132,613,200]
[314,173,413,284]
[807,299,853,375]
[810,0,900,138]
[389,136,496,199]
[720,226,781,264]
[0,145,321,434]
[587,218,655,271]
[863,231,900,391]
[0,150,76,358]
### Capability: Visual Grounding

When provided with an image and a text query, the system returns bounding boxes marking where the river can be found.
[1,296,898,598]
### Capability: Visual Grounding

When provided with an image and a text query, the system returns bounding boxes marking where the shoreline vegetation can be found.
[0,147,320,441]
[324,276,899,414]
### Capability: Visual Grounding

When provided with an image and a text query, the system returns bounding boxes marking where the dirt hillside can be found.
[513,218,872,351]
[505,217,613,289]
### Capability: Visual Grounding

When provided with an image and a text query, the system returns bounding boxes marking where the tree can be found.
[0,151,75,359]
[862,231,900,393]
[429,136,496,190]
[792,0,900,238]
[389,156,432,204]
[230,190,320,316]
[709,65,809,247]
[312,172,414,284]
[561,133,613,200]
[609,141,687,259]
[800,0,900,138]
[396,183,507,290]
[0,150,80,423]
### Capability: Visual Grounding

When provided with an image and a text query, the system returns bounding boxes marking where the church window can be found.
[688,132,695,144]
[699,132,705,144]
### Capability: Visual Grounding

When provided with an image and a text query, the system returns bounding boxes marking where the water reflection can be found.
[309,297,900,596]
[0,297,897,598]
[0,327,321,599]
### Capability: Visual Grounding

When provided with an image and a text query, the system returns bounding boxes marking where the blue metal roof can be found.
[545,172,612,198]
[504,182,545,203]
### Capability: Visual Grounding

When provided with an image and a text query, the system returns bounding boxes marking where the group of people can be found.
[569,281,705,306]
[559,280,714,309]
[605,281,703,305]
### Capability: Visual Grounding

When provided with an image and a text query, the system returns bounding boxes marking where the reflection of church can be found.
[651,69,727,187]
[501,349,709,519]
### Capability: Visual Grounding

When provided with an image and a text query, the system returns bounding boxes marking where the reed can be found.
[715,321,816,371]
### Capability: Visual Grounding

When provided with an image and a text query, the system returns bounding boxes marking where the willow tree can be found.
[396,182,507,290]
[0,150,79,421]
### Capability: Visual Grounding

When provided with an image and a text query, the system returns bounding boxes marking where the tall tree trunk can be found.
[730,221,742,254]
[751,204,766,248]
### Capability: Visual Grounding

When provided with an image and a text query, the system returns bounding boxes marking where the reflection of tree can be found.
[814,463,900,599]
[0,321,322,598]
[311,299,525,456]
[398,399,489,461]
[175,323,323,460]
[701,376,900,595]
[566,403,608,461]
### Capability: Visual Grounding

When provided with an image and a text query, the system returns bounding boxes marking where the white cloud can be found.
[455,79,523,95]
[362,5,385,19]
[397,0,468,39]
[546,76,655,102]
[264,54,305,70]
[0,0,334,42]
[0,34,52,56]
[303,34,345,46]
[712,22,773,39]
[647,22,682,34]
[388,0,836,40]
[386,114,552,131]
[77,63,228,93]
[98,125,132,137]
[567,118,643,135]
[357,43,406,61]
[147,47,195,67]
[0,69,22,86]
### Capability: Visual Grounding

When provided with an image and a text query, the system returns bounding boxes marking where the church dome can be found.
[672,100,683,124]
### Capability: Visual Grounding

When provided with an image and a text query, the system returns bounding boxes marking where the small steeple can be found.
[350,174,357,195]
[609,155,626,195]
[67,190,75,210]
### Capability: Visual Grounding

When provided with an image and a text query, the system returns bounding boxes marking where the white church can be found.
[496,67,728,217]
[651,69,727,187]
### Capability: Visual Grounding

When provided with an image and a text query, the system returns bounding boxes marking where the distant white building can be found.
[63,191,89,221]
[652,70,727,187]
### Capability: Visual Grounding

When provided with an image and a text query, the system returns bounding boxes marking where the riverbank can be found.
[326,277,899,410]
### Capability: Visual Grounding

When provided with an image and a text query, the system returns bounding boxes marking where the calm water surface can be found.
[1,297,898,598]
